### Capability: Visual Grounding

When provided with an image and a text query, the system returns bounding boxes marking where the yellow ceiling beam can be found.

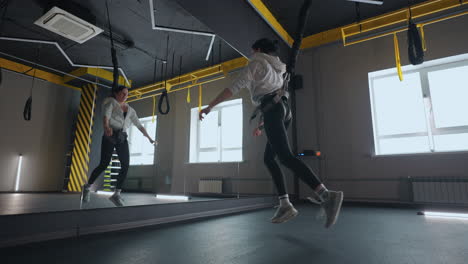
[0,57,80,91]
[64,67,132,88]
[245,0,467,50]
[303,0,467,49]
[128,57,248,102]
[247,0,294,46]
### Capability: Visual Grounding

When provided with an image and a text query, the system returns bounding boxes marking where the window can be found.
[189,99,243,163]
[369,54,468,155]
[129,116,157,165]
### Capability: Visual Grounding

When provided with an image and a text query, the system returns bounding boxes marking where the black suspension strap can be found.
[171,51,175,78]
[158,35,170,115]
[407,0,424,65]
[287,0,312,84]
[153,54,158,83]
[105,0,120,90]
[211,38,215,66]
[23,46,40,121]
[287,0,313,197]
[355,2,362,32]
[218,38,222,71]
[178,55,182,84]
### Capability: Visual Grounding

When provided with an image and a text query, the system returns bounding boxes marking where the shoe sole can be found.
[272,209,299,224]
[307,196,321,205]
[325,192,343,229]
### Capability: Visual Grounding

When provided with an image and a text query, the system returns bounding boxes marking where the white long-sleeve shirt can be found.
[102,97,143,131]
[229,52,286,105]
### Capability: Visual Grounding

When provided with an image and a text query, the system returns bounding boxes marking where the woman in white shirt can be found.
[199,38,343,228]
[81,48,155,207]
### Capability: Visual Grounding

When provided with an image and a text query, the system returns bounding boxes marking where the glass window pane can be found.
[147,119,157,140]
[221,149,242,162]
[428,66,468,128]
[129,126,142,154]
[199,151,218,162]
[372,73,427,136]
[199,111,219,148]
[378,136,430,155]
[434,133,468,152]
[129,117,156,165]
[221,104,243,148]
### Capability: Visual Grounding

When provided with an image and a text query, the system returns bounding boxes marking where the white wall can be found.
[295,16,468,201]
[0,70,80,192]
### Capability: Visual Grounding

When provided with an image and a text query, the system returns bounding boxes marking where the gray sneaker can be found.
[322,191,344,229]
[109,191,125,207]
[306,192,322,205]
[80,184,91,204]
[271,205,298,224]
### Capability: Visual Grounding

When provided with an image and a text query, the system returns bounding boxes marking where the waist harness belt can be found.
[250,73,290,124]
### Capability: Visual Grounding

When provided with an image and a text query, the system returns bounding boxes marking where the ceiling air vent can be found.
[34,6,103,44]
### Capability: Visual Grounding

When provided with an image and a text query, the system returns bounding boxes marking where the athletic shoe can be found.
[109,191,125,207]
[306,192,322,205]
[271,204,298,224]
[81,184,91,204]
[322,191,344,229]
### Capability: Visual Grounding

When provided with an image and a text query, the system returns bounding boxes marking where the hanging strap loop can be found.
[158,35,171,115]
[394,33,403,81]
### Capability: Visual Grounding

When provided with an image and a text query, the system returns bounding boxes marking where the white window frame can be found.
[369,53,468,156]
[190,99,243,163]
[128,116,157,165]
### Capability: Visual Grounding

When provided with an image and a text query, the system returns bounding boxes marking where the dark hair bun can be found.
[112,85,127,96]
[252,38,278,54]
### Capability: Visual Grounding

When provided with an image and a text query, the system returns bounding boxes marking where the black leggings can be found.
[87,134,130,189]
[263,100,322,196]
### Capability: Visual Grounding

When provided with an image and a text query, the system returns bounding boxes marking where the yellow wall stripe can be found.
[68,84,97,192]
[68,172,77,191]
[82,89,93,106]
[71,155,85,185]
[73,142,88,173]
[81,96,92,115]
[80,101,92,122]
[78,111,91,133]
[76,128,88,153]
[79,101,92,131]
[70,162,81,189]
[83,88,94,103]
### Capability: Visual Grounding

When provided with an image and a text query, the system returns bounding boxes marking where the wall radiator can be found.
[410,176,468,204]
[199,178,223,193]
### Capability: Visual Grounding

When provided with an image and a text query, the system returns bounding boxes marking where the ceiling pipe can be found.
[0,36,131,86]
[148,0,216,61]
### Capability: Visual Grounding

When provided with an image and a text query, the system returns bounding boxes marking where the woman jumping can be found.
[199,38,343,228]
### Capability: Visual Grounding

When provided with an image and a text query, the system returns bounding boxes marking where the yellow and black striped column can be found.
[68,84,97,192]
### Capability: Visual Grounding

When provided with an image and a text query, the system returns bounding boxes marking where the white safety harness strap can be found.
[250,72,290,125]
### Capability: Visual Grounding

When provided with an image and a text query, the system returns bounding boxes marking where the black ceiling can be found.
[263,0,428,36]
[1,0,438,88]
[0,0,241,88]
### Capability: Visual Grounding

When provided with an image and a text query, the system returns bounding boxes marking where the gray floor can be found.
[2,204,468,264]
[0,193,219,215]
